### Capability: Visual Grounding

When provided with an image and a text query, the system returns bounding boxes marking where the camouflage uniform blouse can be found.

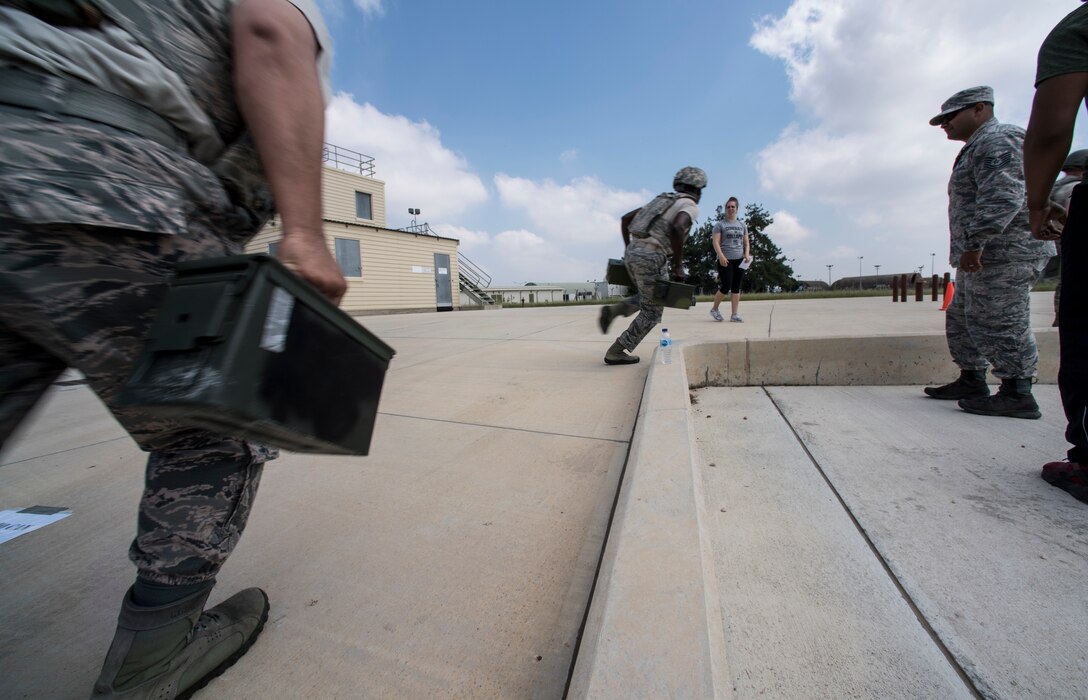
[947,117,1056,266]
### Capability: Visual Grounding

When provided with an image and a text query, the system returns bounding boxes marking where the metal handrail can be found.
[401,222,439,238]
[322,142,376,178]
[458,252,491,290]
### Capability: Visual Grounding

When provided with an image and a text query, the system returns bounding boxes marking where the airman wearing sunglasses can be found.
[924,86,1056,418]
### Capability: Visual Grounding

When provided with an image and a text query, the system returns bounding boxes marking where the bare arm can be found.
[711,225,726,265]
[669,212,692,280]
[233,0,347,303]
[1024,72,1088,239]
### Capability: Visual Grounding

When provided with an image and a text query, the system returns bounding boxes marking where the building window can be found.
[355,191,372,220]
[334,238,361,277]
[268,241,280,257]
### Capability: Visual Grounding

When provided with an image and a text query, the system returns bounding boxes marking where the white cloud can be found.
[325,94,488,226]
[560,149,578,163]
[352,0,383,17]
[489,229,600,284]
[764,210,813,245]
[316,0,382,20]
[494,174,648,244]
[432,223,490,251]
[749,0,1082,270]
[418,176,650,284]
[322,103,651,282]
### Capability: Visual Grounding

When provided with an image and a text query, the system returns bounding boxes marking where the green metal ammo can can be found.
[652,280,697,309]
[605,258,634,287]
[118,254,395,455]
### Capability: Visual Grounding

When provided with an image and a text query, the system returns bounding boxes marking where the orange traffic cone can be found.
[939,280,955,310]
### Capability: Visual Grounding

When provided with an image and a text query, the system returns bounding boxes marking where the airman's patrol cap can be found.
[929,86,994,126]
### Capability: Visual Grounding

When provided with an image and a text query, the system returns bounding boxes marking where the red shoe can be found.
[1041,461,1088,504]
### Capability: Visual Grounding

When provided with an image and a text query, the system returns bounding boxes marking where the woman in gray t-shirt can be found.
[709,197,752,322]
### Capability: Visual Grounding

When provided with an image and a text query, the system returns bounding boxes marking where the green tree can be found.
[682,204,724,294]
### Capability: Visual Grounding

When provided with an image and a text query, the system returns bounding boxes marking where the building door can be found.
[434,253,453,311]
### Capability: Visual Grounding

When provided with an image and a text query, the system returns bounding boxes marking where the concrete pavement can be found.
[568,295,1085,700]
[1,293,1083,699]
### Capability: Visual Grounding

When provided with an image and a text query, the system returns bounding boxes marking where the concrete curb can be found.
[569,330,1059,698]
[567,344,728,698]
[684,330,1057,388]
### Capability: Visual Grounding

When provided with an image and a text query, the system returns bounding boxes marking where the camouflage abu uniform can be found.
[615,194,699,352]
[945,117,1055,379]
[0,1,327,585]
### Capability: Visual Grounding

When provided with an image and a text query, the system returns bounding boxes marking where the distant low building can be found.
[483,285,566,304]
[830,274,938,291]
[534,282,631,301]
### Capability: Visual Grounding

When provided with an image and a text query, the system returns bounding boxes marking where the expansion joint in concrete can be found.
[562,373,646,698]
[762,386,985,700]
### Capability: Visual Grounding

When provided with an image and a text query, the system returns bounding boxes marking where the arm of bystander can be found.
[1025,72,1088,239]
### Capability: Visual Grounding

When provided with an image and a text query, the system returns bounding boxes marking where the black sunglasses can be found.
[938,105,974,126]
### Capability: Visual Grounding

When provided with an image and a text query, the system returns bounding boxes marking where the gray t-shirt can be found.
[1036,3,1088,86]
[712,219,748,259]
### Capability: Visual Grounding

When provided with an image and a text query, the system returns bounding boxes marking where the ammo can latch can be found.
[146,280,238,352]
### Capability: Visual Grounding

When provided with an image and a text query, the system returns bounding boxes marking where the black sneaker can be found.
[958,380,1040,419]
[924,371,989,400]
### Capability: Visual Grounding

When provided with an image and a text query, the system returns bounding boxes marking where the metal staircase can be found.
[458,252,497,306]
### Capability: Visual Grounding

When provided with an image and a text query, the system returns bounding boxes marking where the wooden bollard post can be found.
[915,278,924,301]
[900,274,908,302]
[931,274,939,301]
[891,275,899,302]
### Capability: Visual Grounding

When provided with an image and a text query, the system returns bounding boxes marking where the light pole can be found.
[409,207,420,228]
[874,264,881,277]
[930,252,936,276]
[858,256,864,290]
[826,264,834,287]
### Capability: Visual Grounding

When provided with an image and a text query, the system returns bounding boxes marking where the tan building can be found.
[246,145,484,314]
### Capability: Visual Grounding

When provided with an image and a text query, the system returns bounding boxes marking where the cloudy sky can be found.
[318,0,1085,285]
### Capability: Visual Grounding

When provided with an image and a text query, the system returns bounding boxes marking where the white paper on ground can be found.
[0,507,72,544]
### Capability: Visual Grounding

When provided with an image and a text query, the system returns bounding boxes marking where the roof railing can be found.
[322,142,376,178]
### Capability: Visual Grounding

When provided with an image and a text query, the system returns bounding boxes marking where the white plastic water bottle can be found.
[660,327,672,365]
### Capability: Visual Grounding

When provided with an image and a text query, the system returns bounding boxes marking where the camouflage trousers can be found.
[0,216,276,587]
[945,259,1048,379]
[615,244,669,352]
